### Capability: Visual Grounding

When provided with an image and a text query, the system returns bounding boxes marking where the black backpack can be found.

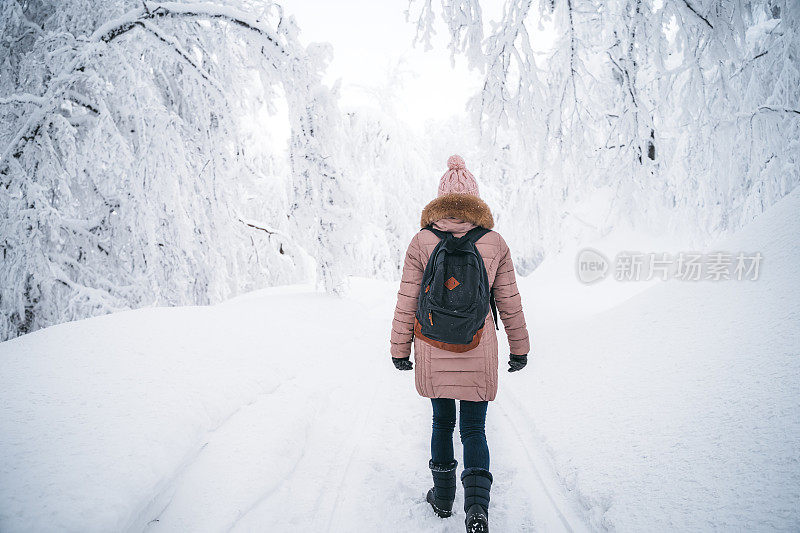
[414,225,498,352]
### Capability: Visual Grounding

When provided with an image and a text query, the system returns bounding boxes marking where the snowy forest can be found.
[2,1,799,532]
[1,0,797,340]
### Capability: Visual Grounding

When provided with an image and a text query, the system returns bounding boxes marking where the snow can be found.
[0,280,588,532]
[1,189,798,531]
[512,187,800,530]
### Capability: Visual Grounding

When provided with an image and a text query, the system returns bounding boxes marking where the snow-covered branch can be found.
[1,1,292,169]
[681,0,714,29]
[0,0,343,340]
[409,0,799,264]
[0,93,45,106]
[94,2,289,55]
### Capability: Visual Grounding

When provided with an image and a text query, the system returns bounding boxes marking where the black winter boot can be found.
[426,460,458,518]
[462,468,492,533]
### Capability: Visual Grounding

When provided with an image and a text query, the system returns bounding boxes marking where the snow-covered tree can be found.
[408,0,800,262]
[0,1,350,339]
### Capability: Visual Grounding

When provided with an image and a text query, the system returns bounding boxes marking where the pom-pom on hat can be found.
[438,154,479,198]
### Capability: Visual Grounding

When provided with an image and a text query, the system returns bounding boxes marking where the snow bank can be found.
[1,189,797,531]
[1,275,590,532]
[0,286,352,531]
[510,188,800,530]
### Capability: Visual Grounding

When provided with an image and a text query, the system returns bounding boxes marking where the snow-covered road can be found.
[0,277,590,532]
[140,281,589,532]
[2,189,798,531]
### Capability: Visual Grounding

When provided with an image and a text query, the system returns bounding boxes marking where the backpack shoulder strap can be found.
[490,290,499,330]
[466,226,499,329]
[463,226,491,244]
[424,225,450,240]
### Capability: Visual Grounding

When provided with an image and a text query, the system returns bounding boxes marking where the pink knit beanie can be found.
[438,155,479,197]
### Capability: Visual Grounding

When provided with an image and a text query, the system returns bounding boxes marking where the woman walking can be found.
[390,155,530,533]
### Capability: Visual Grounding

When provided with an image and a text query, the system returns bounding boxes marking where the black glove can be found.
[508,354,527,372]
[392,356,413,371]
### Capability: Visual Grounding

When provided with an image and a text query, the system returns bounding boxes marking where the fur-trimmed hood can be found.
[420,193,494,230]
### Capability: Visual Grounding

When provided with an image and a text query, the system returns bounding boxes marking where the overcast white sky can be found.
[277,0,485,130]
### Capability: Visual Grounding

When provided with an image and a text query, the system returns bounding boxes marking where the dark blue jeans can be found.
[430,398,489,470]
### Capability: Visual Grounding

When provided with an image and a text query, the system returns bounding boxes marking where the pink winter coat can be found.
[390,193,530,402]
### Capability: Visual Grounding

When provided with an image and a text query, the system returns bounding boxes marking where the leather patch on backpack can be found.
[444,276,460,290]
[414,317,484,353]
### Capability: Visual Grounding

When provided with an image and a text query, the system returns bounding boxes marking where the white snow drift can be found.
[1,189,798,532]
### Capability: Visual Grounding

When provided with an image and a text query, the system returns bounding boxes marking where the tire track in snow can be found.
[228,384,356,531]
[229,331,384,531]
[304,347,378,530]
[140,380,288,531]
[311,330,391,531]
[325,369,384,532]
[224,404,310,531]
[494,387,590,533]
